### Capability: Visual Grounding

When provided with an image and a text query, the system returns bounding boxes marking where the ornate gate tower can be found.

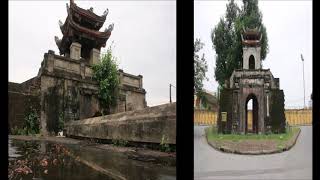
[55,0,113,64]
[218,27,286,134]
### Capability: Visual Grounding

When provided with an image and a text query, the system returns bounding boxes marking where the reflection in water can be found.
[9,139,22,160]
[8,139,176,180]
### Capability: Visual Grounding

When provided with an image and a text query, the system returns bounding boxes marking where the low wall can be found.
[194,109,312,126]
[65,103,176,144]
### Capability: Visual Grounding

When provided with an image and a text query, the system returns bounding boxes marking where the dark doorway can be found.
[245,94,259,134]
[249,55,255,70]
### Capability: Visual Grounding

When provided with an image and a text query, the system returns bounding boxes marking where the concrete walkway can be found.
[194,126,312,180]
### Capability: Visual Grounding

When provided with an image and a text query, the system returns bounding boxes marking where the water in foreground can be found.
[8,139,176,180]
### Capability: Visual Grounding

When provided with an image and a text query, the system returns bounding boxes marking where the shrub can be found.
[58,112,64,132]
[112,139,129,147]
[160,135,171,152]
[92,45,119,114]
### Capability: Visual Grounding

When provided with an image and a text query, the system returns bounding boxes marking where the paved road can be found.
[194,126,312,180]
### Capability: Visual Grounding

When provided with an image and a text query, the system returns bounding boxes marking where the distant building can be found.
[309,93,312,109]
[194,90,218,111]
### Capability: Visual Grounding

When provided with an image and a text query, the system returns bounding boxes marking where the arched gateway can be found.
[218,27,286,134]
[245,94,258,134]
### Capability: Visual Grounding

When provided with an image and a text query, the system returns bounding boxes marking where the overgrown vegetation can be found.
[160,135,171,152]
[11,108,40,135]
[92,45,119,114]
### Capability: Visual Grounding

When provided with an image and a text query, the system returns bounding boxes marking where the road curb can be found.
[205,128,301,155]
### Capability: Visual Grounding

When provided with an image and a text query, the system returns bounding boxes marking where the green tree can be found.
[212,0,269,87]
[92,46,119,114]
[194,38,208,102]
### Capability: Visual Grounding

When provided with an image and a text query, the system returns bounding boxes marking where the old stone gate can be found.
[9,0,147,135]
[218,27,286,134]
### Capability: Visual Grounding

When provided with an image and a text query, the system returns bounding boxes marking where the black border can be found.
[6,0,319,180]
[3,0,9,178]
[177,0,194,179]
[313,1,319,179]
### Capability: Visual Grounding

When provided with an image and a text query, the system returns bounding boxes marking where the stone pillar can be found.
[80,63,85,79]
[70,42,81,60]
[266,92,269,117]
[242,47,249,69]
[138,75,143,88]
[119,69,124,85]
[240,95,246,134]
[255,47,261,69]
[47,50,55,73]
[89,48,100,65]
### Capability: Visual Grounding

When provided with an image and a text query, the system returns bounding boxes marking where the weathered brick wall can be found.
[8,82,40,133]
[65,103,176,144]
[39,74,101,135]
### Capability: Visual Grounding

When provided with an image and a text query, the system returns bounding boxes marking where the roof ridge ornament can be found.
[102,9,109,17]
[54,36,61,47]
[58,20,63,27]
[105,23,114,32]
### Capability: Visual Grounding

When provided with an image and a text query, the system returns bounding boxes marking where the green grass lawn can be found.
[206,126,299,145]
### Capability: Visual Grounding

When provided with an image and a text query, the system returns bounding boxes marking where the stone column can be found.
[70,42,81,60]
[47,50,55,73]
[242,47,249,69]
[255,47,261,69]
[119,69,124,85]
[138,75,143,88]
[89,48,100,65]
[240,95,246,134]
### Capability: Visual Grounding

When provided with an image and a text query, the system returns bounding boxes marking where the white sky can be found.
[195,0,312,109]
[9,1,176,107]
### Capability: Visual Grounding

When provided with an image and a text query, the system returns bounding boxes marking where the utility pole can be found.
[170,84,172,103]
[301,54,306,109]
[169,84,176,103]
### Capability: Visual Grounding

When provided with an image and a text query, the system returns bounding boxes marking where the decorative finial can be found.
[103,9,109,16]
[58,20,63,27]
[89,7,94,12]
[66,3,69,10]
[105,23,114,32]
[54,36,61,46]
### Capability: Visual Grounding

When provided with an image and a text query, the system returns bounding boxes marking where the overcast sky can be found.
[9,1,176,107]
[195,0,312,109]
